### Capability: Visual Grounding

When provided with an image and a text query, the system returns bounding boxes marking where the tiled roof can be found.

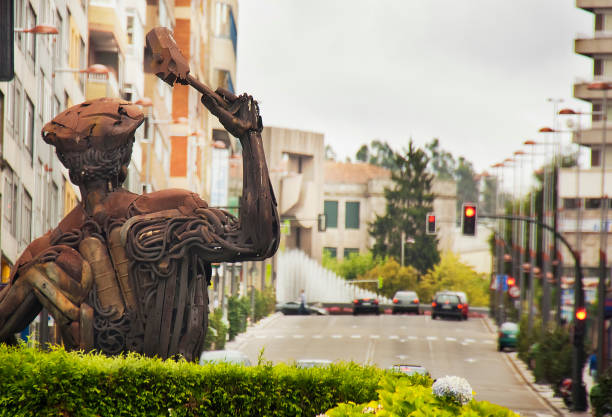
[324,161,391,184]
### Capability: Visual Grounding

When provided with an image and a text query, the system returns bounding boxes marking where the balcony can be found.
[86,71,120,100]
[575,33,612,57]
[573,77,612,101]
[559,167,612,198]
[88,0,127,56]
[573,124,612,146]
[576,0,612,13]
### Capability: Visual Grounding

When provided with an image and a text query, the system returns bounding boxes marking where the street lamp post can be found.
[492,162,505,324]
[514,150,527,318]
[588,81,612,375]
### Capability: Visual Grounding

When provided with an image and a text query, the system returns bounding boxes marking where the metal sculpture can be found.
[0,27,279,361]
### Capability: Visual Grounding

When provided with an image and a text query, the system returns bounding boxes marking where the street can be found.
[229,314,558,417]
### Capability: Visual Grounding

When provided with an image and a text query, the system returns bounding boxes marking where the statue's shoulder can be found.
[127,189,208,216]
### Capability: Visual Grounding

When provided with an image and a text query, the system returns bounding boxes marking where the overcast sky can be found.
[235,0,593,175]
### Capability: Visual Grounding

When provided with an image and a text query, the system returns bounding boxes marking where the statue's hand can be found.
[201,88,262,138]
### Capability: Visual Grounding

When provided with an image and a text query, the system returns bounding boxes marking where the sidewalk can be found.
[484,316,594,416]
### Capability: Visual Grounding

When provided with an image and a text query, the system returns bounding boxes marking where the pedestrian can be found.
[589,352,597,379]
[299,289,307,315]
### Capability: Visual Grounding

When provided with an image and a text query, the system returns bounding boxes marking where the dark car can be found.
[434,290,468,320]
[353,297,380,315]
[275,301,329,315]
[497,322,519,351]
[392,291,421,314]
[431,293,463,320]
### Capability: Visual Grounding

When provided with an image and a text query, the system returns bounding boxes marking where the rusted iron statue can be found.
[0,27,279,361]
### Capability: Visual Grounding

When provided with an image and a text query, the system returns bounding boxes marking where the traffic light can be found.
[574,306,587,342]
[506,276,516,287]
[462,203,477,236]
[575,307,587,321]
[0,0,14,81]
[426,213,436,234]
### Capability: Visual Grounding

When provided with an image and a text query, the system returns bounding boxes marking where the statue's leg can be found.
[0,281,42,343]
[178,274,209,361]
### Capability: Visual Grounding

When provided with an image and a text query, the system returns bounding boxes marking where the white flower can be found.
[432,375,473,405]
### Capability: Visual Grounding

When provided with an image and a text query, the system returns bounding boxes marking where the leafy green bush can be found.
[531,324,574,388]
[516,315,541,364]
[324,375,519,416]
[203,308,227,350]
[227,295,250,341]
[590,367,612,417]
[253,286,276,322]
[0,344,384,417]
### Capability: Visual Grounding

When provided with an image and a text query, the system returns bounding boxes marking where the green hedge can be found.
[0,344,384,417]
[590,367,612,417]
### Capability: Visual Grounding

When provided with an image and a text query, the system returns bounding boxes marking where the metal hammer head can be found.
[145,27,190,86]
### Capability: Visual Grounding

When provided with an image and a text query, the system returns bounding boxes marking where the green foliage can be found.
[227,296,250,341]
[369,140,439,273]
[360,258,419,299]
[355,140,398,170]
[0,345,385,417]
[323,251,382,281]
[253,286,276,322]
[418,252,489,306]
[324,375,519,417]
[203,308,227,350]
[590,367,612,417]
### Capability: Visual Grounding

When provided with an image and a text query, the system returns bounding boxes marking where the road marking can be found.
[293,335,304,339]
[483,340,495,344]
[464,338,475,343]
[370,335,380,339]
[274,335,285,339]
[445,337,457,342]
[312,335,323,339]
[331,334,343,339]
[255,335,266,339]
[465,358,477,363]
[397,354,407,360]
[351,335,361,339]
[388,335,399,339]
[426,336,438,341]
[407,336,418,340]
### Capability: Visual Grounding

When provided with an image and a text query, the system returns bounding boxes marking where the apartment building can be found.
[0,0,87,285]
[559,1,612,277]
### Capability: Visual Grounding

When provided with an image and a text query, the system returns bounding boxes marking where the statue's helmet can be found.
[42,97,144,153]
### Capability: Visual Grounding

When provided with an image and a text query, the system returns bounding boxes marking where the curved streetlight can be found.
[14,24,58,34]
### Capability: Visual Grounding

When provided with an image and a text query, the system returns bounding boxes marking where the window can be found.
[54,11,63,65]
[126,14,135,48]
[592,148,601,167]
[345,201,360,229]
[323,247,337,258]
[24,95,34,159]
[586,198,602,210]
[563,198,581,210]
[14,77,22,141]
[324,200,338,228]
[50,182,58,227]
[344,248,359,259]
[25,3,36,67]
[215,2,231,37]
[21,191,32,246]
[7,79,14,132]
[4,169,18,237]
[15,0,25,51]
[214,69,234,94]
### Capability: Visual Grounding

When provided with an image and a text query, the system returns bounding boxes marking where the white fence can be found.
[276,249,392,304]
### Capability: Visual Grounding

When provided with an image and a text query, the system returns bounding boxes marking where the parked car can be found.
[389,364,430,377]
[497,322,519,351]
[353,297,380,315]
[392,291,420,314]
[296,359,333,368]
[275,301,329,315]
[434,290,468,320]
[199,350,252,366]
[431,292,463,320]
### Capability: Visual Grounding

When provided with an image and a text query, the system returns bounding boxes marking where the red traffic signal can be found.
[462,203,477,236]
[506,276,516,286]
[426,213,436,234]
[575,307,587,321]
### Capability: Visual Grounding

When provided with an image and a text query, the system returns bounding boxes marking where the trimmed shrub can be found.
[0,344,384,417]
[203,308,227,351]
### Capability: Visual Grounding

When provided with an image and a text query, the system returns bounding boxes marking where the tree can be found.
[455,156,479,219]
[359,258,419,299]
[322,250,380,280]
[369,140,439,273]
[425,138,455,180]
[418,252,489,306]
[480,174,498,215]
[325,144,337,161]
[354,140,397,170]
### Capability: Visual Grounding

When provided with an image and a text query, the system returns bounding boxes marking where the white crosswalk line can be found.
[426,336,438,341]
[293,334,304,339]
[255,335,266,339]
[331,334,343,339]
[388,335,399,339]
[464,338,475,343]
[407,336,418,340]
[370,335,380,339]
[483,340,495,344]
[312,335,323,339]
[274,335,285,339]
[351,335,361,339]
[445,337,456,342]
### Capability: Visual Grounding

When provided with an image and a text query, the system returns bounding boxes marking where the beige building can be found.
[559,0,612,277]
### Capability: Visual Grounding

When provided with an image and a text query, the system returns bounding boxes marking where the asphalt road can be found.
[228,313,558,417]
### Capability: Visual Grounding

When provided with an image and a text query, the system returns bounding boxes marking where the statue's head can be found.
[42,97,144,187]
